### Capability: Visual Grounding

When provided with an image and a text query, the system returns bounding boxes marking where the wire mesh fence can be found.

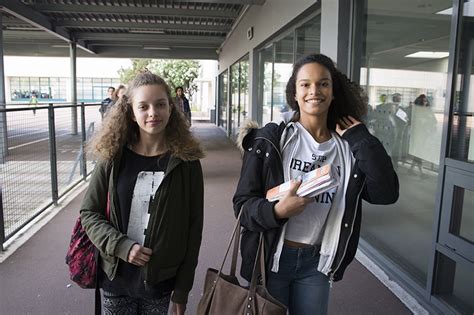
[0,103,102,248]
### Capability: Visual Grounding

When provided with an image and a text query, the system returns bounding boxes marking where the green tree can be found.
[119,59,201,100]
[149,59,200,98]
[118,59,152,83]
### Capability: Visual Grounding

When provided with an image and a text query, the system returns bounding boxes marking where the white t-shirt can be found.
[283,122,341,245]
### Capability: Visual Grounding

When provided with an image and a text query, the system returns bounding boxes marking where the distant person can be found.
[113,85,127,103]
[82,71,204,315]
[174,87,191,125]
[99,86,115,119]
[29,93,38,115]
[407,94,434,177]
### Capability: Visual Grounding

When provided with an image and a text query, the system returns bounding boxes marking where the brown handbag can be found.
[197,212,286,315]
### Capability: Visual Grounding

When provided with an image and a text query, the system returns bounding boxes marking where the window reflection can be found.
[273,34,294,120]
[240,58,250,127]
[230,62,240,137]
[359,0,452,286]
[258,15,320,125]
[230,57,250,137]
[218,71,228,130]
[260,46,273,125]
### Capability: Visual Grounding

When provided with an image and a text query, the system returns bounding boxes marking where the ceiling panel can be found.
[0,0,262,59]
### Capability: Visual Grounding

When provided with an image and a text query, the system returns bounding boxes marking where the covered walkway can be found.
[0,122,411,314]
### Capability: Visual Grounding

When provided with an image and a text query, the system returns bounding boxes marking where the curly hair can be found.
[88,71,202,161]
[285,54,368,130]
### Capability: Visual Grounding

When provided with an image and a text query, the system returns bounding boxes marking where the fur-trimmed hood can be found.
[236,111,297,153]
[236,120,259,152]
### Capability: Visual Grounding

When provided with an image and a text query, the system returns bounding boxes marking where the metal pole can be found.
[80,102,87,180]
[0,13,8,164]
[48,103,59,205]
[70,42,78,135]
[0,184,5,251]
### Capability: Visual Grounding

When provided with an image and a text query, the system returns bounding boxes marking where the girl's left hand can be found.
[336,116,362,136]
[171,302,186,315]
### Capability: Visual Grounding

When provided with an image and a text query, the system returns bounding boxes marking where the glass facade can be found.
[9,76,119,102]
[218,70,228,130]
[229,56,250,137]
[258,15,321,125]
[354,0,474,313]
[260,45,274,124]
[357,0,452,286]
[295,15,321,61]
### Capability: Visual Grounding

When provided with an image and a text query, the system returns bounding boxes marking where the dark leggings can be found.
[102,290,171,315]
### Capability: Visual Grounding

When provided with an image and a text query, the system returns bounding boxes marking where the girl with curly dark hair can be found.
[82,71,204,315]
[233,54,398,314]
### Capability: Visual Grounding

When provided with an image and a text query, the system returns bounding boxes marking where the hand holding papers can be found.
[266,164,340,202]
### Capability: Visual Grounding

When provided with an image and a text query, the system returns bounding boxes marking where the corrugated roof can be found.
[1,0,264,58]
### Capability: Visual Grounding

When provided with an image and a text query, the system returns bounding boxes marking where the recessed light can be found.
[129,29,165,34]
[143,46,171,50]
[405,51,449,59]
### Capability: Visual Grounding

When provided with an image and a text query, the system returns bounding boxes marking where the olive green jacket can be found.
[80,147,204,304]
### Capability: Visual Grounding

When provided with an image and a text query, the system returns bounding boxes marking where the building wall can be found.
[219,0,316,71]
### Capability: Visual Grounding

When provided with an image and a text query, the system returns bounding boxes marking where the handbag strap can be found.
[230,207,242,276]
[248,233,265,295]
[216,210,243,278]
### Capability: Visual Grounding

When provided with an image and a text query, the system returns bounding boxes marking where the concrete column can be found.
[320,0,339,62]
[0,13,8,164]
[250,49,260,123]
[70,42,78,135]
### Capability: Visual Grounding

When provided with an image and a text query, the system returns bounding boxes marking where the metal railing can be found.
[0,102,103,250]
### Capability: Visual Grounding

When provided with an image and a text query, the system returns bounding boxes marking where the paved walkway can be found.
[0,122,412,314]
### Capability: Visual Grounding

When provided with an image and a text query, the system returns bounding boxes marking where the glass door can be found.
[433,2,474,313]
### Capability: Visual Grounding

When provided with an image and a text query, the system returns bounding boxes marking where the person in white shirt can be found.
[233,54,399,314]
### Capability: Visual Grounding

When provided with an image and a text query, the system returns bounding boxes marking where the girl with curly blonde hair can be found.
[82,71,204,315]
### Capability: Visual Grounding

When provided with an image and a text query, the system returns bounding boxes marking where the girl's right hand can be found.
[127,244,152,266]
[273,180,312,219]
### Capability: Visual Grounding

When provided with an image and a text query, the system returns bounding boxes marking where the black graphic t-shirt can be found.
[101,146,174,298]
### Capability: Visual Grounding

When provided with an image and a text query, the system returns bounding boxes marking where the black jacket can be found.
[233,121,399,282]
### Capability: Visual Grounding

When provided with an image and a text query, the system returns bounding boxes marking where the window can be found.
[218,71,228,130]
[273,34,294,119]
[257,15,320,125]
[229,56,250,137]
[356,0,452,286]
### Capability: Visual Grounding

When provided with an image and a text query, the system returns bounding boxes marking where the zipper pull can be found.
[329,274,334,288]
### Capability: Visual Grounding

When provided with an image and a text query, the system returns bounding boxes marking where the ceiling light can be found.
[143,46,171,50]
[129,29,165,34]
[405,51,449,59]
[436,1,474,16]
[6,26,40,31]
[51,45,70,48]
